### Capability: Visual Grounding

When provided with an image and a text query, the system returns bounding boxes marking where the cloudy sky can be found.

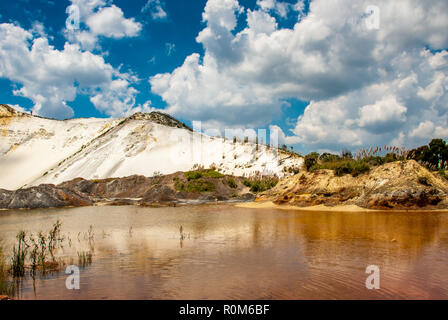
[0,0,447,153]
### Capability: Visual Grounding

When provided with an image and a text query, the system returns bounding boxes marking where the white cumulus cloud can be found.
[149,0,448,151]
[0,23,143,119]
[65,0,142,51]
[141,0,168,20]
[86,5,141,38]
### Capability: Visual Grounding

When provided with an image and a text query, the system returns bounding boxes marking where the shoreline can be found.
[235,200,448,213]
[2,200,448,213]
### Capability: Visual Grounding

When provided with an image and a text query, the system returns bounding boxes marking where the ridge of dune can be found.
[0,104,303,190]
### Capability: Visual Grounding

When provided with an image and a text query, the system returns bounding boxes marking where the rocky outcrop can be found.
[0,104,30,118]
[259,160,448,210]
[0,185,92,209]
[0,104,20,118]
[0,171,254,210]
[127,111,192,131]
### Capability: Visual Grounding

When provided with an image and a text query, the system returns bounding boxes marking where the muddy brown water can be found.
[1,204,448,299]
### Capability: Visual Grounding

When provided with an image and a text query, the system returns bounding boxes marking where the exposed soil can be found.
[2,160,447,211]
[258,160,448,210]
[0,172,254,209]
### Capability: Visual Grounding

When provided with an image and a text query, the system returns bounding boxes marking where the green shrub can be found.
[185,180,215,193]
[304,153,319,171]
[384,152,400,163]
[202,169,224,178]
[249,181,262,192]
[242,177,278,193]
[174,181,186,192]
[185,171,203,181]
[319,153,341,162]
[365,156,385,166]
[408,138,448,170]
[312,159,370,177]
[242,179,252,187]
[176,178,216,193]
[287,166,300,174]
[349,160,371,177]
[334,161,353,176]
[185,169,224,181]
[341,149,353,159]
[227,178,237,189]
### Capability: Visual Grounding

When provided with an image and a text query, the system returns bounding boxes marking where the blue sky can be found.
[0,0,447,154]
[0,0,307,143]
[0,0,208,118]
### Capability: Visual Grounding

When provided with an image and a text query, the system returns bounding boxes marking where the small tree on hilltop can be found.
[304,152,319,171]
[341,149,353,159]
[408,138,448,170]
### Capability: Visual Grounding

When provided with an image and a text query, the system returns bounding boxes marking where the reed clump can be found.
[8,220,77,279]
[0,240,14,296]
[0,221,97,298]
[77,251,93,268]
[10,220,65,278]
[11,231,27,277]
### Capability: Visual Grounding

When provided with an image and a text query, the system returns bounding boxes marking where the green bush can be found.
[334,161,353,176]
[202,169,224,178]
[185,171,203,181]
[341,149,353,159]
[312,159,370,177]
[227,178,237,189]
[408,138,448,170]
[384,153,400,163]
[176,179,215,193]
[249,181,263,192]
[174,180,185,191]
[184,169,224,181]
[242,177,278,193]
[186,180,215,192]
[319,153,341,162]
[304,153,319,171]
[242,179,252,187]
[349,160,371,177]
[365,156,384,166]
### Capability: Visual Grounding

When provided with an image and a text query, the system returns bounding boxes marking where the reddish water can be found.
[1,204,448,299]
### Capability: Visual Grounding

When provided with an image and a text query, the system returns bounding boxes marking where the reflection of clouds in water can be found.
[1,205,448,299]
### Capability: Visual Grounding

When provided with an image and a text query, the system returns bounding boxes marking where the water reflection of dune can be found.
[1,205,448,299]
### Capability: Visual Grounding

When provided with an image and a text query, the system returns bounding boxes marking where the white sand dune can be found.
[0,105,303,190]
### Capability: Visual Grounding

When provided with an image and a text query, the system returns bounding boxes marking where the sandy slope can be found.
[0,105,302,190]
[0,108,120,189]
[257,160,448,210]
